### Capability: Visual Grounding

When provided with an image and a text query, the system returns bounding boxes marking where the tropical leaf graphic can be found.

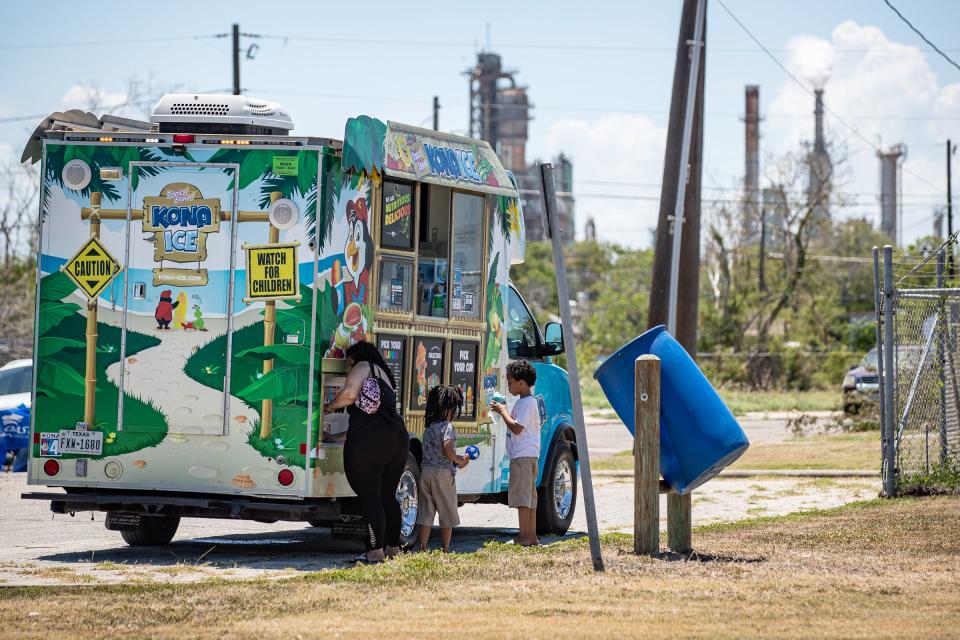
[342,116,386,174]
[37,360,86,396]
[236,344,311,365]
[38,337,86,357]
[235,367,301,403]
[38,302,81,335]
[39,270,77,302]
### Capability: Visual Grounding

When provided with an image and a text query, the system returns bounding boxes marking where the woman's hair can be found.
[345,340,396,389]
[424,384,463,427]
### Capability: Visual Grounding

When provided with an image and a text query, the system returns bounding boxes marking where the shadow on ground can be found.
[38,526,585,572]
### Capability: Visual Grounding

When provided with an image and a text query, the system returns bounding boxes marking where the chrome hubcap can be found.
[396,469,418,538]
[553,459,574,519]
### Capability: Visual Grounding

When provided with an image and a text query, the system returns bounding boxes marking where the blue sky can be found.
[2,0,958,247]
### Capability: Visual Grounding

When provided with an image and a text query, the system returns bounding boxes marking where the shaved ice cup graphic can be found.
[593,325,749,495]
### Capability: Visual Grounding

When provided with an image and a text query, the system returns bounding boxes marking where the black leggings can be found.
[344,425,410,550]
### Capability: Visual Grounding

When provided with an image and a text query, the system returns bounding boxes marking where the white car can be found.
[0,359,32,410]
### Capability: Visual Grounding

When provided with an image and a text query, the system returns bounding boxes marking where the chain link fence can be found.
[876,245,960,496]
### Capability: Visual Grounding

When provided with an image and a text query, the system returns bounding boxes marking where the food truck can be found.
[21,94,578,545]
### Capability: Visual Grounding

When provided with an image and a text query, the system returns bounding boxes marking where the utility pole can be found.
[949,139,954,278]
[646,0,707,549]
[232,23,241,95]
[433,96,440,131]
[649,0,707,347]
[759,205,767,292]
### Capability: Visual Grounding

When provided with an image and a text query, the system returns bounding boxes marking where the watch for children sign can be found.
[243,242,300,302]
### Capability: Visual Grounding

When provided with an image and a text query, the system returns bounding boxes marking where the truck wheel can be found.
[536,441,577,536]
[396,453,420,546]
[118,515,180,546]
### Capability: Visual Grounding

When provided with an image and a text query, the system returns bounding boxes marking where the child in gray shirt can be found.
[416,385,469,552]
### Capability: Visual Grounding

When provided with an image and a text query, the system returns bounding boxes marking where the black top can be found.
[346,363,406,437]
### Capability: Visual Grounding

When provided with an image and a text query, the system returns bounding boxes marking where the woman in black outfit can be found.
[323,340,410,563]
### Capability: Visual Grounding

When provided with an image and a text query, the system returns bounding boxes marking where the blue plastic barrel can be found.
[593,325,749,494]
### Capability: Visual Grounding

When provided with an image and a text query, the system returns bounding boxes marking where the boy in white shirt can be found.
[489,360,540,546]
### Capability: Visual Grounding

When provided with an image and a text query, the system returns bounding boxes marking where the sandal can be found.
[352,553,383,564]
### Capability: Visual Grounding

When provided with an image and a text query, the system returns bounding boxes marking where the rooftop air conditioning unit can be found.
[150,93,294,135]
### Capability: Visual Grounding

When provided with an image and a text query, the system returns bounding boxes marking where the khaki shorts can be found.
[417,467,460,528]
[508,457,539,509]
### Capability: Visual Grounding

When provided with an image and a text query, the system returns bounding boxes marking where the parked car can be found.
[0,359,32,410]
[842,348,879,415]
[0,359,31,471]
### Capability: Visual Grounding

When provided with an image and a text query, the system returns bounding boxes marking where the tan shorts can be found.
[508,457,539,509]
[417,467,460,528]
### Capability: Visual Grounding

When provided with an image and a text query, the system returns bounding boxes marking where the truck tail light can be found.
[277,469,294,486]
[172,134,195,144]
[43,459,60,476]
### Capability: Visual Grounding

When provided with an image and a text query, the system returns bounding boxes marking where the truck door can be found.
[117,162,241,436]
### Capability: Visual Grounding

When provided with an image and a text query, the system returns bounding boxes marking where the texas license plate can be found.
[58,430,103,456]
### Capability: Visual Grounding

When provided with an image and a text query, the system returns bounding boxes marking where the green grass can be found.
[718,389,839,414]
[594,431,879,472]
[582,377,840,416]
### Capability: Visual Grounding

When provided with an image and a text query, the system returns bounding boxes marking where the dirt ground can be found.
[2,497,958,639]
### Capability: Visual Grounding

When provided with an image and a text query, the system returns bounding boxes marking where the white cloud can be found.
[543,113,666,247]
[60,84,130,114]
[766,20,952,241]
[785,34,834,89]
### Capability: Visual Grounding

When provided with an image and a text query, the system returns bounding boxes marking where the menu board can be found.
[382,181,414,250]
[450,340,479,419]
[411,336,445,410]
[377,334,406,414]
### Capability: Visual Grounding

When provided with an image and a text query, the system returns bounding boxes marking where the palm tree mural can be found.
[41,145,171,220]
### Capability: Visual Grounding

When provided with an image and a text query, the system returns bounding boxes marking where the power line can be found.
[0,35,206,51]
[715,0,946,197]
[0,114,47,124]
[882,0,960,73]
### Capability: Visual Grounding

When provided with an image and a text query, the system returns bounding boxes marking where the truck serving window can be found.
[416,185,451,318]
[505,286,541,359]
[450,192,484,320]
[378,257,414,313]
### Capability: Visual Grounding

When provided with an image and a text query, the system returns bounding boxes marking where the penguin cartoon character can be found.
[154,289,179,330]
[332,196,373,315]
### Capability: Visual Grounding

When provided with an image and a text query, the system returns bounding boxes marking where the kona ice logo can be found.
[142,183,221,262]
[423,144,482,183]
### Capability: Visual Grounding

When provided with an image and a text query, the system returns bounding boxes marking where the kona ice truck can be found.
[21,94,578,546]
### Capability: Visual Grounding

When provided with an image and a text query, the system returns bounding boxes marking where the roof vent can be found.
[150,93,294,135]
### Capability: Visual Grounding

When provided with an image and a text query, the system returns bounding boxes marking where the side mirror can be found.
[542,322,565,356]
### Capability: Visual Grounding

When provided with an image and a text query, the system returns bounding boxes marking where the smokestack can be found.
[744,85,760,242]
[878,144,907,244]
[807,88,833,228]
[814,89,825,152]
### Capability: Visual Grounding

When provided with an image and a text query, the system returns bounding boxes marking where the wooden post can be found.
[634,355,661,555]
[259,191,282,439]
[83,192,102,426]
[668,493,692,554]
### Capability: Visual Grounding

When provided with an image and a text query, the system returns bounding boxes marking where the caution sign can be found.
[62,236,122,300]
[243,241,300,302]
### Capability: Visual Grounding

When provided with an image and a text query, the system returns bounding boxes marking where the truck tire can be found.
[118,515,180,547]
[536,441,577,536]
[396,453,420,546]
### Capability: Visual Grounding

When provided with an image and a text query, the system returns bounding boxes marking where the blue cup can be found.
[593,325,749,494]
[465,445,480,460]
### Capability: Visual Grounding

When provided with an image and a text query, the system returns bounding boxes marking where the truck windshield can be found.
[0,365,31,395]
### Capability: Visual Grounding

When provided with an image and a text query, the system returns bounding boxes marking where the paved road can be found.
[1,464,877,586]
[0,411,851,586]
[583,410,838,456]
